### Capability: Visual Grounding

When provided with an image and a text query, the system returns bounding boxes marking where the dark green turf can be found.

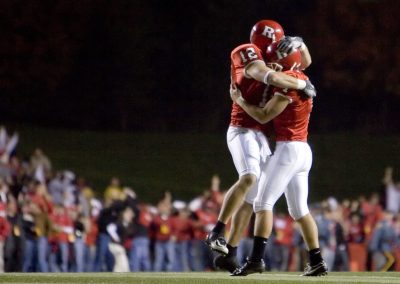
[12,124,400,203]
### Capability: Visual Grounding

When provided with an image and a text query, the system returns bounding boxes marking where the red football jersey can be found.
[230,43,271,133]
[272,70,312,142]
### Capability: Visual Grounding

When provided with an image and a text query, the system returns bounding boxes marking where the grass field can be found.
[0,272,399,284]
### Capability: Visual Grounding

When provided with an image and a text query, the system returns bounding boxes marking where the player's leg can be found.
[217,174,257,226]
[228,202,254,248]
[214,201,253,272]
[206,127,263,254]
[214,150,269,272]
[232,143,294,276]
[224,130,271,247]
[284,143,327,276]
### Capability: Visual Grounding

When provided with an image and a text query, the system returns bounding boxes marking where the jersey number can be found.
[239,47,258,63]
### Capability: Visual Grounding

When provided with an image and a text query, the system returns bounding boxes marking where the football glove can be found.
[277,36,304,54]
[303,79,317,98]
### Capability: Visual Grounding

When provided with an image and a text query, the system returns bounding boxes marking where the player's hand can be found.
[277,36,304,54]
[303,80,317,98]
[230,84,242,103]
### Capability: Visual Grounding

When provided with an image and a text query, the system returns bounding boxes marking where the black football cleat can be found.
[230,257,265,276]
[214,254,239,273]
[205,232,228,255]
[301,261,328,276]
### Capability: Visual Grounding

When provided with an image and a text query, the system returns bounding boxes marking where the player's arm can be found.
[230,84,289,124]
[299,43,312,69]
[245,60,306,90]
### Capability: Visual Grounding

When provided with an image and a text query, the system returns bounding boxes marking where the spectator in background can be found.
[349,199,362,217]
[331,209,349,271]
[0,202,10,272]
[93,188,135,272]
[394,213,400,250]
[30,148,52,178]
[104,177,122,204]
[190,198,218,271]
[315,207,336,271]
[48,172,64,206]
[369,211,397,271]
[0,126,19,164]
[362,193,384,241]
[346,213,365,244]
[49,204,73,272]
[75,177,91,217]
[4,198,24,272]
[21,200,37,272]
[292,222,308,272]
[170,202,193,272]
[107,207,134,272]
[19,179,53,272]
[33,183,53,273]
[61,171,77,208]
[209,175,223,207]
[382,167,400,214]
[0,178,9,204]
[129,203,152,272]
[70,207,86,272]
[270,212,293,271]
[152,195,174,272]
[93,202,117,272]
[84,198,101,272]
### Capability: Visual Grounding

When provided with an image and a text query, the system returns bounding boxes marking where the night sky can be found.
[1,0,400,133]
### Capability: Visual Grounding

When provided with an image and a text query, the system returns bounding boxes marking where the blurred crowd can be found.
[0,125,399,273]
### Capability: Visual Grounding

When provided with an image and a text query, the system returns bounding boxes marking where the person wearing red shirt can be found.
[129,203,152,272]
[170,206,193,272]
[0,202,10,273]
[49,205,73,272]
[206,19,315,273]
[271,213,294,271]
[230,41,326,277]
[151,202,174,272]
[346,213,365,244]
[191,200,218,271]
[84,214,98,272]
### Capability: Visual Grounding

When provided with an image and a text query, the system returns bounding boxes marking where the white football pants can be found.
[227,126,271,204]
[253,141,312,220]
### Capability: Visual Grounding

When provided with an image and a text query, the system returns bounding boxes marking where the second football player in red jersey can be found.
[206,19,316,272]
[230,41,327,277]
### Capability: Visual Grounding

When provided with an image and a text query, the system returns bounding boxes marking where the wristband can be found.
[263,71,276,84]
[297,79,306,90]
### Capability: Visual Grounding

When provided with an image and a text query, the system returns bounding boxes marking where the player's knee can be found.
[238,174,257,188]
[253,200,274,213]
[288,206,310,221]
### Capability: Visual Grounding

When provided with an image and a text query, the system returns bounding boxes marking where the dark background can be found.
[1,0,400,201]
[2,0,400,133]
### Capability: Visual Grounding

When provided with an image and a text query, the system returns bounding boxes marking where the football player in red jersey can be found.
[206,19,316,270]
[230,42,327,277]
